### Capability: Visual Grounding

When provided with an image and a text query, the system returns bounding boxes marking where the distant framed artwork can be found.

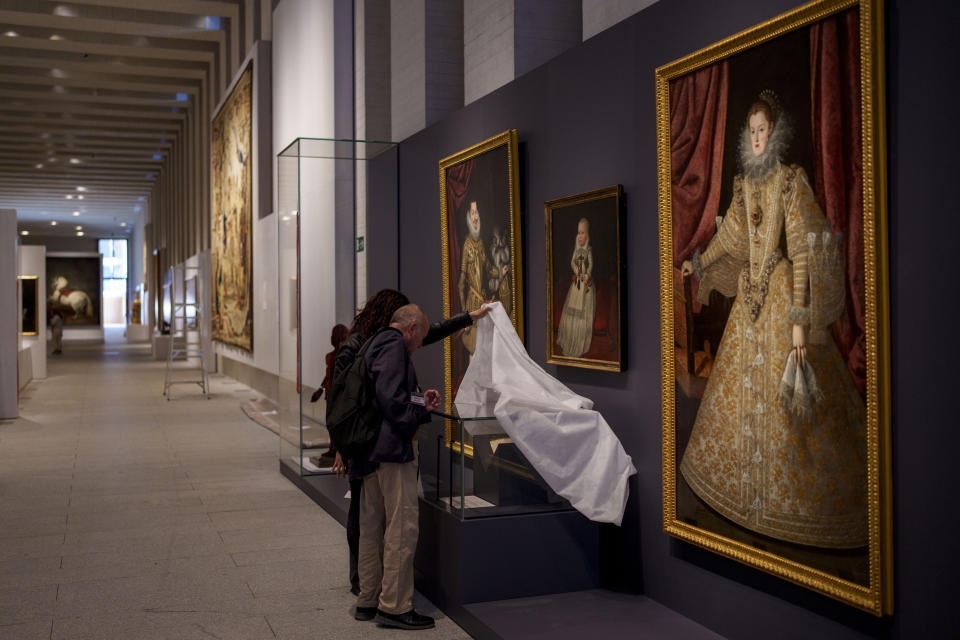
[211,63,253,351]
[656,0,890,615]
[440,129,523,408]
[185,275,198,329]
[545,185,623,371]
[46,253,102,327]
[19,276,38,336]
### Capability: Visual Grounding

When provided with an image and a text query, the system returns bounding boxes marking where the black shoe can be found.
[350,585,360,596]
[355,606,377,621]
[375,609,435,630]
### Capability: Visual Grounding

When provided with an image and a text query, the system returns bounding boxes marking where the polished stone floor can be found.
[0,334,468,640]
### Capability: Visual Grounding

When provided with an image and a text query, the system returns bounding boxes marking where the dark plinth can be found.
[415,497,599,639]
[278,459,350,527]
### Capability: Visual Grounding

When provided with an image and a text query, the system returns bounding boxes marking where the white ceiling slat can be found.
[54,0,240,19]
[0,0,256,238]
[0,9,223,42]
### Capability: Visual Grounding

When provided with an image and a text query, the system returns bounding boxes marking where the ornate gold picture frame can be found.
[656,0,890,614]
[439,130,523,447]
[545,185,623,371]
[19,276,38,336]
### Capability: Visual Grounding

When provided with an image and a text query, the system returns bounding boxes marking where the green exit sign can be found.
[356,236,365,252]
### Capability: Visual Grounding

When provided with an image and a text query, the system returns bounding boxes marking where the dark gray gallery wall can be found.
[367,0,960,638]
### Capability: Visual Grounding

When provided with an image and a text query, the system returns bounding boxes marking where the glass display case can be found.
[419,401,572,520]
[276,137,397,478]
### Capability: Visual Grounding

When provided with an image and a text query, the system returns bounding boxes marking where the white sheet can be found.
[455,303,636,525]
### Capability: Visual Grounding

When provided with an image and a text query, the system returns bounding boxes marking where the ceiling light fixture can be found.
[72,211,80,216]
[76,231,84,237]
[76,186,86,192]
[4,31,18,38]
[20,230,29,236]
[69,158,80,164]
[50,221,57,226]
[49,34,63,41]
[120,222,126,227]
[65,194,73,200]
[77,195,84,200]
[75,225,82,230]
[35,163,43,169]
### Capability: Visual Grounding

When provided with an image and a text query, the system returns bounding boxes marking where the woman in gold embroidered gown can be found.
[679,94,866,548]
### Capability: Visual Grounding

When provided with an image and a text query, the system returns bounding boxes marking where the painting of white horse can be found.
[49,276,94,320]
[46,255,101,326]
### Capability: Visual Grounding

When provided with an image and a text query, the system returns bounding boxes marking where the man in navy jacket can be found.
[354,304,441,630]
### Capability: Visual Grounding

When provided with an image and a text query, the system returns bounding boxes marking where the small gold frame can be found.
[544,185,623,371]
[19,275,39,336]
[656,0,890,615]
[439,129,523,451]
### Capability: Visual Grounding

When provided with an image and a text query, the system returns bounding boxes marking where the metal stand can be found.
[163,263,210,399]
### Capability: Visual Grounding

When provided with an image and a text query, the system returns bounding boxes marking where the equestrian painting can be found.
[46,254,102,326]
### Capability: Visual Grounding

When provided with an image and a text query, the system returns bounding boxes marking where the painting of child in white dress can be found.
[546,186,622,371]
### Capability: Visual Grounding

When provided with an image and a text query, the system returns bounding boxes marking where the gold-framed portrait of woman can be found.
[656,0,891,614]
[439,130,523,414]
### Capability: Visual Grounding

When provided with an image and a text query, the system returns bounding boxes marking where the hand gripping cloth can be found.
[455,303,636,525]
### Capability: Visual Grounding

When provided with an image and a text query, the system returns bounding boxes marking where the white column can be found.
[0,210,18,418]
[391,0,427,140]
[465,0,580,106]
[464,0,514,106]
[582,0,658,41]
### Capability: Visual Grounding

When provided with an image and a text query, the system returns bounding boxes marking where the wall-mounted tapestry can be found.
[656,0,890,615]
[211,64,253,351]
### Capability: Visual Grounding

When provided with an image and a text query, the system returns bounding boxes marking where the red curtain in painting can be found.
[671,61,729,271]
[445,159,474,315]
[811,8,865,396]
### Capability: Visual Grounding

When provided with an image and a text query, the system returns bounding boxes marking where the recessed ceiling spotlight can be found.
[76,231,84,237]
[35,163,43,169]
[4,31,18,38]
[50,221,57,226]
[120,222,126,227]
[51,68,66,79]
[20,230,29,236]
[49,34,63,41]
[77,195,84,200]
[72,211,80,216]
[65,194,73,200]
[76,186,86,192]
[69,158,80,164]
[75,225,83,230]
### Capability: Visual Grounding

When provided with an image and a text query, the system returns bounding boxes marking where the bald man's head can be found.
[390,304,428,352]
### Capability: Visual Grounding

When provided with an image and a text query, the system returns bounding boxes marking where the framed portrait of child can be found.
[545,185,623,371]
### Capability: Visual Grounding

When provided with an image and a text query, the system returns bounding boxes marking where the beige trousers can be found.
[356,459,419,614]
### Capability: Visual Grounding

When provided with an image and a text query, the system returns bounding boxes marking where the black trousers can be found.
[347,478,362,592]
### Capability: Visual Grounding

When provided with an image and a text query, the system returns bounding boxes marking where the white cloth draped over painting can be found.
[454,303,636,525]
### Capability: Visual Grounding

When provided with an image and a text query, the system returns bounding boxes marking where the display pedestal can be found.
[415,499,599,639]
[127,324,150,343]
[151,334,170,360]
[18,347,32,390]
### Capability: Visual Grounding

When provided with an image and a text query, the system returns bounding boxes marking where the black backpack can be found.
[325,331,383,460]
